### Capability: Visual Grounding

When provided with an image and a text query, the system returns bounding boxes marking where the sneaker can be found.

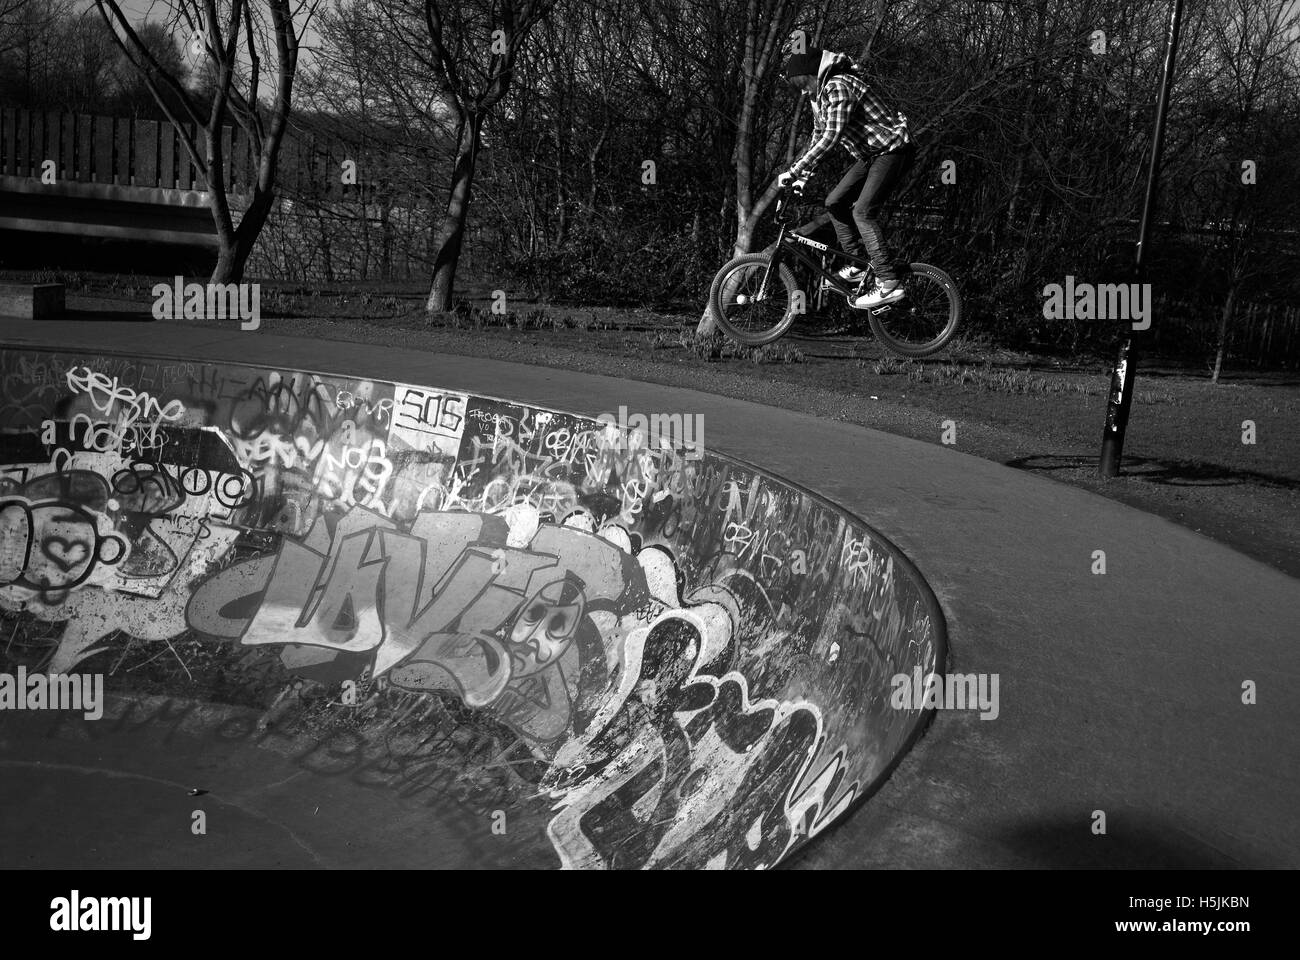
[853,278,905,309]
[835,264,868,283]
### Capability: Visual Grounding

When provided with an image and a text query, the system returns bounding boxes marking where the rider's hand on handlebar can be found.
[777,170,807,195]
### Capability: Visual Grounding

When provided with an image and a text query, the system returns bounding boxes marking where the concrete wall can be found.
[0,348,945,869]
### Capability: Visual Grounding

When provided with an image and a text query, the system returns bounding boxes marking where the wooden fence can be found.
[0,106,252,193]
[0,106,392,198]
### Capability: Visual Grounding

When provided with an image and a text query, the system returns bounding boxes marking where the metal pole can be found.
[1098,0,1184,477]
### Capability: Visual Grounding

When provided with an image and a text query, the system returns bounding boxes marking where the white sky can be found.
[74,0,326,64]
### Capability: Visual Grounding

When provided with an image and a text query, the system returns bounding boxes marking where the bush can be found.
[497,214,711,306]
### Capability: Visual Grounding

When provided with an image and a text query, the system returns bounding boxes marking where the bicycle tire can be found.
[708,253,801,347]
[867,262,962,358]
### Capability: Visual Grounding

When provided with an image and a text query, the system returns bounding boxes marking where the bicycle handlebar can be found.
[774,180,805,220]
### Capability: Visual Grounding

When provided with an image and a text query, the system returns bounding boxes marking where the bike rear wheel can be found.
[708,253,800,346]
[867,262,962,358]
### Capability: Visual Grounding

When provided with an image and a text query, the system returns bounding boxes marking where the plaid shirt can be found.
[789,65,910,179]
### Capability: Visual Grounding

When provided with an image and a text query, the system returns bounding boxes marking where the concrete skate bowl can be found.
[0,347,945,870]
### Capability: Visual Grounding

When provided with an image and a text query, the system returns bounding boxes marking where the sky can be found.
[75,0,327,62]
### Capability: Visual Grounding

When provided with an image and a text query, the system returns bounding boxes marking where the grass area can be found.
[6,268,1299,577]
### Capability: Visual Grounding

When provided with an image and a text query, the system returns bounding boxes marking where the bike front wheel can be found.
[708,253,801,346]
[867,262,963,358]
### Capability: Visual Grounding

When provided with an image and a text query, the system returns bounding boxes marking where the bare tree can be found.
[684,0,799,335]
[421,0,555,312]
[1186,0,1300,381]
[93,0,319,282]
[0,0,73,93]
[0,0,38,57]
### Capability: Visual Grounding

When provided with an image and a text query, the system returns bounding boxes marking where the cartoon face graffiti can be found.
[0,499,127,599]
[508,578,585,678]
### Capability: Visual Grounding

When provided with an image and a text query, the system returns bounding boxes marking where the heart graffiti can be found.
[41,536,91,572]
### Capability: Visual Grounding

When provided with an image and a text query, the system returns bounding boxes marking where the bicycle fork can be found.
[756,225,789,302]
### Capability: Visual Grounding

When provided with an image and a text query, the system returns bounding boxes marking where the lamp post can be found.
[1098,0,1185,477]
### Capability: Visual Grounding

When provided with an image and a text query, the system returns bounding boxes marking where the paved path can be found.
[5,317,1297,868]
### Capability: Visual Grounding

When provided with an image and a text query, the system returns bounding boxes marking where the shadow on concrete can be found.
[989,814,1250,869]
[1007,453,1300,492]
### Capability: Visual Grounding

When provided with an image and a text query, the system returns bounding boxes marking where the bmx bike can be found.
[707,184,962,358]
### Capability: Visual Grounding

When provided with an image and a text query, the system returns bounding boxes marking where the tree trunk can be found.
[210,215,265,283]
[209,180,277,284]
[212,244,241,284]
[202,163,260,283]
[205,122,240,283]
[426,114,481,313]
[696,0,796,337]
[1212,285,1237,383]
[733,217,755,257]
[695,281,722,335]
[206,99,293,283]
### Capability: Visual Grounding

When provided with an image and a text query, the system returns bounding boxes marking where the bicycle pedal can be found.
[869,304,893,316]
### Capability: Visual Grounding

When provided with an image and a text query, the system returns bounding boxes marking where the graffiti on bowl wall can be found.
[0,350,942,869]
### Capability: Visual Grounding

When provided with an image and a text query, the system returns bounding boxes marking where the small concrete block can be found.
[0,283,65,319]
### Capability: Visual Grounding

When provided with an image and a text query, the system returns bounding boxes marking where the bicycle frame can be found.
[757,192,877,304]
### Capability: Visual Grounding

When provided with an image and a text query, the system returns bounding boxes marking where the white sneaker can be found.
[853,279,905,309]
[835,264,867,283]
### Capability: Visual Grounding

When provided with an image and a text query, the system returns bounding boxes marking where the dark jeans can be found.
[824,143,915,283]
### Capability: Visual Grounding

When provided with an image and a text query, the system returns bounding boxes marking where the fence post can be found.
[93,114,113,183]
[115,116,131,184]
[60,112,74,182]
[15,108,29,177]
[76,113,91,182]
[178,124,194,190]
[30,111,45,179]
[160,121,176,190]
[2,108,13,176]
[136,119,159,188]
